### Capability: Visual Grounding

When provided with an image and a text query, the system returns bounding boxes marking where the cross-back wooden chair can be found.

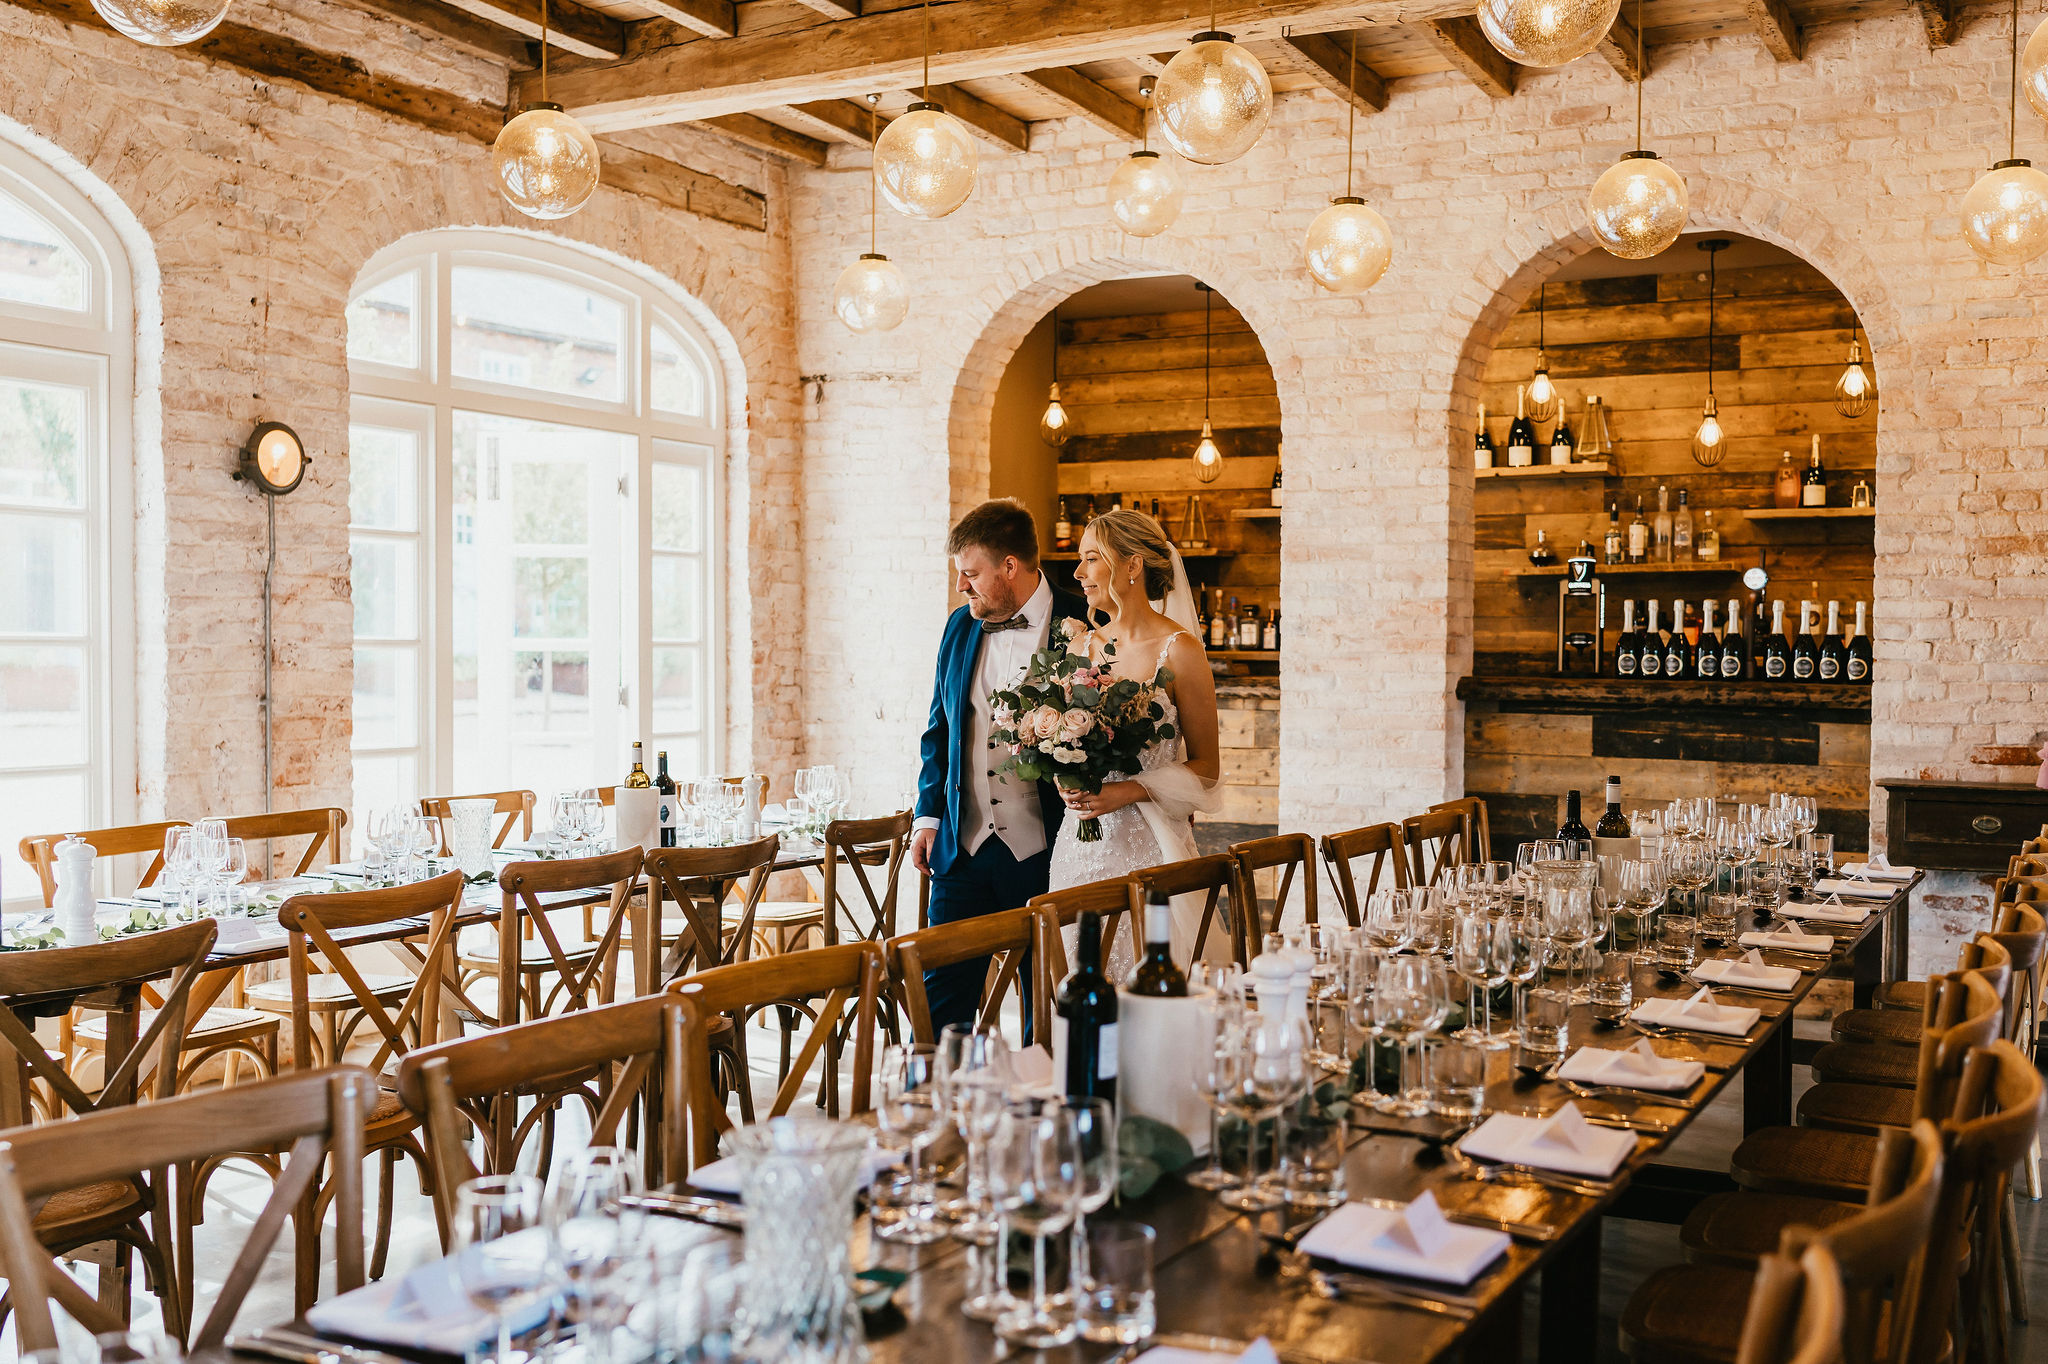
[396,994,691,1242]
[1319,823,1411,927]
[669,942,886,1170]
[1828,933,2012,1053]
[1732,1243,1845,1364]
[16,807,347,905]
[886,906,1057,1048]
[1400,807,1474,889]
[641,836,780,994]
[816,812,915,947]
[445,847,642,1033]
[420,790,537,852]
[1429,796,1494,865]
[1029,877,1141,980]
[0,1067,371,1354]
[0,921,216,1335]
[1229,833,1319,943]
[1139,853,1245,966]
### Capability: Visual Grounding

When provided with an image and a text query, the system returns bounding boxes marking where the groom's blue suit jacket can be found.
[916,585,1091,878]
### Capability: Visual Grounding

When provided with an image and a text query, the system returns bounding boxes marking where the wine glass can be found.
[1360,888,1412,955]
[987,1098,1082,1348]
[408,815,442,879]
[544,1147,641,1362]
[1062,1097,1118,1310]
[1501,912,1545,1044]
[215,837,250,913]
[1217,1012,1309,1210]
[160,825,196,917]
[1541,887,1596,1002]
[1186,990,1245,1191]
[1665,838,1715,917]
[1452,910,1512,1050]
[1372,956,1441,1118]
[454,1174,555,1364]
[875,1045,947,1244]
[935,1025,1010,1245]
[1615,858,1662,963]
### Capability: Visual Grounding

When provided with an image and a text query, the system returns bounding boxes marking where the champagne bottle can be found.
[1128,890,1188,996]
[1846,601,1872,683]
[1056,911,1120,1104]
[1615,599,1639,677]
[1474,404,1495,470]
[1639,599,1664,678]
[1719,598,1746,680]
[1506,385,1536,467]
[1603,503,1623,564]
[1672,489,1694,559]
[1801,435,1827,508]
[1548,406,1575,465]
[1627,496,1649,563]
[1556,789,1592,848]
[1818,600,1846,681]
[1791,600,1819,681]
[1694,599,1722,680]
[1763,601,1791,680]
[1664,600,1690,680]
[1053,500,1073,552]
[1595,776,1630,838]
[626,741,651,788]
[656,750,677,847]
[1653,485,1674,562]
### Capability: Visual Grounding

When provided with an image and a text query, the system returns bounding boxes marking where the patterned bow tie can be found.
[980,613,1032,634]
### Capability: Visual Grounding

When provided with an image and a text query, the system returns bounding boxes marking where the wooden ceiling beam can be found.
[697,113,830,164]
[919,83,1030,152]
[781,99,882,144]
[1124,52,1179,76]
[333,0,534,67]
[1594,8,1644,83]
[1018,66,1145,138]
[1264,31,1387,113]
[1739,0,1805,61]
[792,0,860,16]
[634,0,734,39]
[1416,17,1516,98]
[1912,0,1956,46]
[439,0,624,61]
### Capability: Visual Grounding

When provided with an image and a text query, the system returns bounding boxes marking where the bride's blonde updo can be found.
[1084,508,1177,605]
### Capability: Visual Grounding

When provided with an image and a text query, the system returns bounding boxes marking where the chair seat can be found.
[1730,1125,1877,1200]
[33,1178,146,1240]
[459,937,609,972]
[1829,1007,1922,1047]
[1679,1191,1867,1268]
[76,1006,279,1047]
[1870,980,1925,1011]
[247,973,413,1008]
[740,901,825,925]
[1620,1262,1755,1364]
[1795,1080,1916,1134]
[1808,1040,1919,1089]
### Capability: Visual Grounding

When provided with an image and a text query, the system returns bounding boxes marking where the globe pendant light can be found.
[1587,0,1687,259]
[90,0,229,45]
[1525,282,1560,421]
[1691,238,1729,468]
[492,0,600,220]
[834,98,909,335]
[1109,78,1187,237]
[1191,284,1224,484]
[2025,15,2048,120]
[1963,0,2048,265]
[1477,0,1624,67]
[1039,306,1071,446]
[1155,0,1273,166]
[1302,31,1393,295]
[1833,327,1874,418]
[872,0,978,219]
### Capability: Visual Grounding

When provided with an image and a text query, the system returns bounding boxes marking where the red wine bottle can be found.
[1056,911,1119,1104]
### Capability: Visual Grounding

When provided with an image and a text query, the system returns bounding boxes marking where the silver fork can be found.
[1560,1079,1703,1111]
[1446,1149,1616,1198]
[1308,1269,1481,1320]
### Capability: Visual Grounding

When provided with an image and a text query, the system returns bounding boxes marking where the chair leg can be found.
[2028,1136,2043,1201]
[2002,1192,2029,1323]
[371,1147,397,1280]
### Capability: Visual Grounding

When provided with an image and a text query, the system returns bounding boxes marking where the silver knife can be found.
[232,1328,409,1364]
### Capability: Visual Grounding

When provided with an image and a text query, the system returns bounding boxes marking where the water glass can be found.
[1589,953,1634,1023]
[1701,894,1742,945]
[1657,913,1699,972]
[1283,1099,1349,1207]
[1800,831,1835,884]
[1518,988,1571,1064]
[1425,1037,1488,1121]
[1076,1222,1156,1345]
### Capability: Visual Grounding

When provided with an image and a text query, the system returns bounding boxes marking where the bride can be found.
[1048,508,1224,978]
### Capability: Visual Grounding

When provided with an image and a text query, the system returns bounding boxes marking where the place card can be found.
[1525,1102,1599,1156]
[1558,1040,1704,1091]
[1692,950,1800,992]
[1779,898,1872,924]
[1295,1195,1511,1285]
[1135,1338,1281,1364]
[1738,928,1833,955]
[1458,1107,1636,1178]
[1810,878,1894,901]
[1386,1189,1453,1256]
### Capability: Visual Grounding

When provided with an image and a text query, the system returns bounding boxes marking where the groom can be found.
[913,499,1089,1038]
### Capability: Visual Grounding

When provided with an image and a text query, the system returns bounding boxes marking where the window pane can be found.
[0,644,88,765]
[352,645,418,749]
[348,423,419,531]
[349,752,418,858]
[0,189,87,312]
[346,270,419,370]
[652,647,700,734]
[652,554,700,642]
[351,535,417,640]
[0,377,86,508]
[651,461,701,552]
[0,770,87,908]
[513,557,589,637]
[0,513,84,634]
[511,650,590,735]
[651,736,702,776]
[650,323,706,418]
[510,458,588,544]
[451,266,624,402]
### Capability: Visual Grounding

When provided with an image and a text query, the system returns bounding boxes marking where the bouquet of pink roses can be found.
[989,617,1177,843]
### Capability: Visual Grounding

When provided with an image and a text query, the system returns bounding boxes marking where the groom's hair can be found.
[947,498,1040,568]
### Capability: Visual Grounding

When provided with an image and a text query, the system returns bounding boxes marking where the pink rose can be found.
[1026,705,1063,742]
[1061,618,1094,656]
[1057,708,1095,743]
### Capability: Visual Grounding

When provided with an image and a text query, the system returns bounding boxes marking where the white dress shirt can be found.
[917,573,1056,863]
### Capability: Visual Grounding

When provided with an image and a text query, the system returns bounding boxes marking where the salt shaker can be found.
[1248,952,1292,1017]
[742,774,765,837]
[54,836,98,946]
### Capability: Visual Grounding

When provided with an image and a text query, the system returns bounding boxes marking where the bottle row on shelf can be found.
[1201,588,1279,652]
[1609,597,1871,684]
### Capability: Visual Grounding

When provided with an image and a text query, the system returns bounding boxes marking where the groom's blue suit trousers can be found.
[923,833,1048,1040]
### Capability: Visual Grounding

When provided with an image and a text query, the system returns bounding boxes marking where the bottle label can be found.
[1628,526,1647,557]
[1792,656,1814,679]
[1641,651,1662,677]
[1507,443,1533,467]
[1847,656,1868,681]
[1665,651,1685,677]
[1801,486,1826,507]
[1475,448,1493,470]
[1721,650,1742,678]
[1819,656,1840,680]
[1766,656,1786,679]
[1616,649,1637,676]
[659,798,675,830]
[1050,1015,1122,1086]
[1098,1022,1119,1078]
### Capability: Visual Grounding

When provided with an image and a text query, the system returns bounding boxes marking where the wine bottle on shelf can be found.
[1697,509,1721,561]
[1056,911,1119,1104]
[1762,601,1791,680]
[1271,444,1285,507]
[1208,594,1230,649]
[1720,598,1747,680]
[1694,599,1722,680]
[1506,385,1536,468]
[1774,451,1801,509]
[1595,776,1631,839]
[1846,601,1872,682]
[1653,486,1674,562]
[1556,789,1593,847]
[625,741,651,789]
[1262,610,1279,651]
[1474,404,1495,470]
[1818,601,1846,681]
[1128,891,1189,996]
[1053,499,1074,552]
[1627,496,1649,564]
[656,751,677,848]
[1603,504,1623,564]
[1639,599,1664,678]
[1791,600,1819,681]
[1615,600,1639,677]
[1548,406,1575,465]
[1672,490,1694,559]
[1238,605,1261,650]
[1663,600,1690,680]
[1802,436,1828,508]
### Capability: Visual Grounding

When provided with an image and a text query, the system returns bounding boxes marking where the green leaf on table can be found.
[1118,1114,1195,1197]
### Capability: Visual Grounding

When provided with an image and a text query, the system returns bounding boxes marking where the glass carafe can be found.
[730,1117,872,1364]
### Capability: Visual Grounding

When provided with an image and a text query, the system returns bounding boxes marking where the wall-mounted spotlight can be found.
[235,420,310,496]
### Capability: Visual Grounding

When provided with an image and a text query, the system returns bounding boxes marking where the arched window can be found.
[346,233,722,827]
[0,146,134,911]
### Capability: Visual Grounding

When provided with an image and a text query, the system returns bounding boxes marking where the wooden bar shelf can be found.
[1208,649,1278,661]
[1458,674,1871,716]
[1510,560,1743,579]
[1229,507,1282,520]
[1744,506,1876,520]
[1475,461,1613,480]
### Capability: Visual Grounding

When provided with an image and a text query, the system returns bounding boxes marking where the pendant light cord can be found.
[1634,0,1644,148]
[1345,29,1358,198]
[2010,0,2019,161]
[540,0,549,102]
[923,0,932,102]
[1538,282,1545,351]
[867,99,876,253]
[1051,306,1059,383]
[1706,248,1717,396]
[1203,287,1213,422]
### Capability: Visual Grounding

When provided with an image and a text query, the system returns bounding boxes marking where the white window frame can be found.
[0,146,134,913]
[347,231,724,809]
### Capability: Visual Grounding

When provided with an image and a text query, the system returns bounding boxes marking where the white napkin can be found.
[1458,1103,1635,1178]
[307,1232,552,1354]
[687,1146,899,1196]
[1007,1044,1057,1094]
[1136,1340,1281,1364]
[1841,855,1915,881]
[1295,1192,1510,1286]
[1692,950,1801,993]
[1811,878,1894,901]
[1630,986,1761,1037]
[1779,898,1872,924]
[1739,928,1833,955]
[1557,1040,1704,1092]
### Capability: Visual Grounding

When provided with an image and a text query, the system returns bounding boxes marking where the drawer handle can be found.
[1972,815,2004,835]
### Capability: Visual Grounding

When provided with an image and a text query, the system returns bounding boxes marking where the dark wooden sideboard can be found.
[1878,778,2048,871]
